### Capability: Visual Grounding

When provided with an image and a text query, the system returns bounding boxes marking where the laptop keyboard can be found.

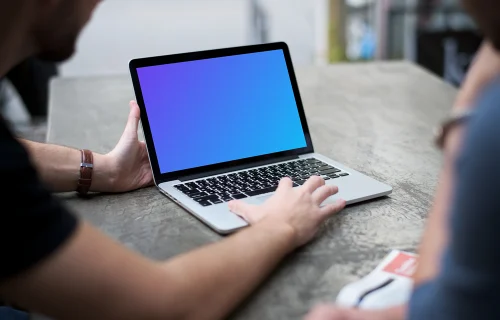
[173,158,349,207]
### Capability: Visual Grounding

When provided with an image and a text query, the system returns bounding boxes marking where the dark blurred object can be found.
[416,0,482,86]
[5,57,58,118]
[0,306,29,320]
[250,0,269,44]
[417,0,443,26]
[388,0,481,87]
[417,30,482,86]
[0,80,5,111]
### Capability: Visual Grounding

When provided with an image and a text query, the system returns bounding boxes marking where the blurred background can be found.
[0,0,481,138]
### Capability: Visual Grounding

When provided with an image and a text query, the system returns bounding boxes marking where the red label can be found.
[382,252,418,278]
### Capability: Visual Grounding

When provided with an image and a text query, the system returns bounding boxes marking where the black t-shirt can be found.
[0,118,78,281]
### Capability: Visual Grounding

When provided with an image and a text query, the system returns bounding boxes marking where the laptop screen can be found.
[136,49,307,174]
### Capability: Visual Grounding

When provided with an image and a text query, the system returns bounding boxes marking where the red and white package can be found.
[336,250,418,310]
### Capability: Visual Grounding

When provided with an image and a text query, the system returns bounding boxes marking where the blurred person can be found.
[0,1,346,319]
[305,1,500,319]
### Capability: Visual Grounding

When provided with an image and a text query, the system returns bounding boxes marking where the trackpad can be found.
[243,194,272,205]
[244,194,339,206]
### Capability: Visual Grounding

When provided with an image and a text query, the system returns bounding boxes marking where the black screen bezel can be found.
[129,42,314,183]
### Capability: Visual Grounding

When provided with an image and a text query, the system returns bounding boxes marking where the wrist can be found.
[435,109,473,152]
[89,153,117,193]
[255,219,298,253]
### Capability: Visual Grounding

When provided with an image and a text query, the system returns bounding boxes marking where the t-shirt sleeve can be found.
[0,120,78,281]
[408,78,500,319]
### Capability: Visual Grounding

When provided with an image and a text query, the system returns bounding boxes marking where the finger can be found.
[319,199,346,218]
[126,100,141,134]
[304,304,341,320]
[276,177,293,190]
[312,185,339,205]
[228,200,256,223]
[302,175,325,193]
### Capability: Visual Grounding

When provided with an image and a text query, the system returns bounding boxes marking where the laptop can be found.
[129,42,392,234]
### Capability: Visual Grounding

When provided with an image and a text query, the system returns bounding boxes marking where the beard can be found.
[36,31,79,63]
[491,38,500,53]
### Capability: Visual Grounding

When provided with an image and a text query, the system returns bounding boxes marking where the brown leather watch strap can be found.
[77,149,94,195]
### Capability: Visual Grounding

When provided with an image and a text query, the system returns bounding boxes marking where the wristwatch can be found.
[434,109,474,150]
[77,149,94,195]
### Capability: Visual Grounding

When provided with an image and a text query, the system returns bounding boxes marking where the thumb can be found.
[228,200,255,223]
[125,100,141,135]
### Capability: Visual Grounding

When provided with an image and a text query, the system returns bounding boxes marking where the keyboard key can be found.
[320,169,341,175]
[232,193,247,199]
[329,174,340,179]
[246,186,278,197]
[308,159,323,164]
[221,195,234,202]
[183,189,201,196]
[194,195,219,202]
[317,165,334,171]
[323,177,331,180]
[185,182,197,189]
[198,201,212,207]
[211,200,223,205]
[190,191,208,199]
[339,173,349,177]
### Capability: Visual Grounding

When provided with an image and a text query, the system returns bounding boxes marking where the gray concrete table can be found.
[47,61,456,319]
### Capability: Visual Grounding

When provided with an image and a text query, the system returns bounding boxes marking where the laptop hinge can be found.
[178,155,300,182]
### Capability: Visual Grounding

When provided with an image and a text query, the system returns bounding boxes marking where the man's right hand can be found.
[0,176,345,320]
[228,176,346,248]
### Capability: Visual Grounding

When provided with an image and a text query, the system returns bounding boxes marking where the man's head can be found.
[32,0,101,62]
[463,0,500,51]
[0,0,100,64]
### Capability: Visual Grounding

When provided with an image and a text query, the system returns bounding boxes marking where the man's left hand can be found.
[103,101,154,192]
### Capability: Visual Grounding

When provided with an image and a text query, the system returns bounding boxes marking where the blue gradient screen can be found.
[137,49,307,174]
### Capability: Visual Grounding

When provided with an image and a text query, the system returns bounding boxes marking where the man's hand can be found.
[18,100,153,193]
[104,101,154,192]
[229,176,346,248]
[0,178,344,320]
[305,305,406,320]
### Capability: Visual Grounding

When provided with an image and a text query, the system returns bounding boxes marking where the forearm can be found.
[1,221,295,320]
[159,221,295,320]
[413,138,456,284]
[414,108,474,284]
[19,139,113,192]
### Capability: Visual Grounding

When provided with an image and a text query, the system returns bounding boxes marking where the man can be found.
[0,1,346,319]
[305,0,500,319]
